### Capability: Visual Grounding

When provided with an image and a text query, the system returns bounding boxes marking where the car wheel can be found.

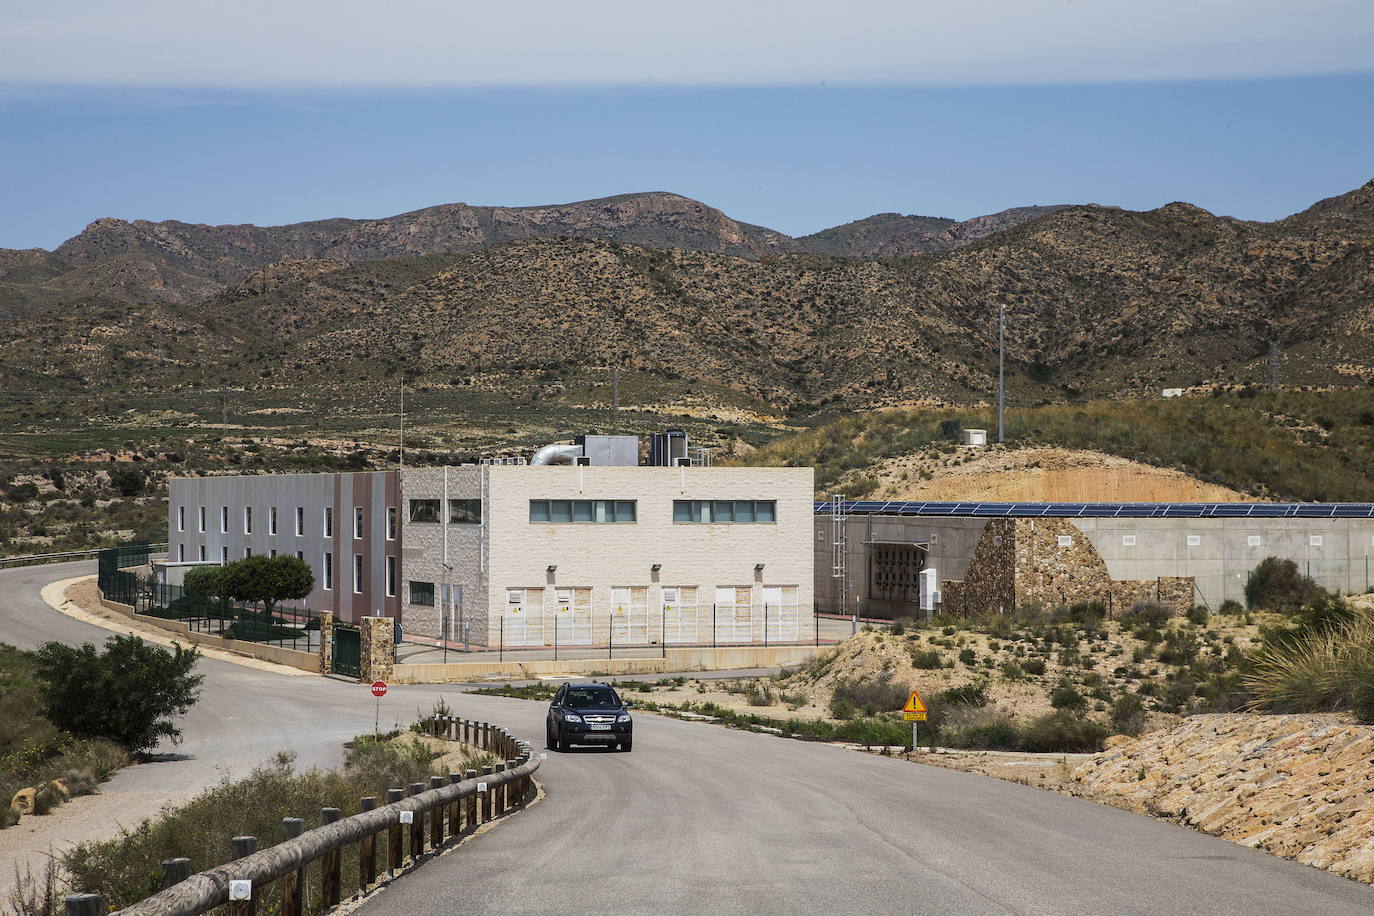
[546,724,559,751]
[619,737,633,753]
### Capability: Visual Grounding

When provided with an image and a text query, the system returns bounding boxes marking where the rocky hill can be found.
[1,181,1372,419]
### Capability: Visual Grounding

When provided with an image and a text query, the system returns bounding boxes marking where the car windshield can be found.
[565,687,619,708]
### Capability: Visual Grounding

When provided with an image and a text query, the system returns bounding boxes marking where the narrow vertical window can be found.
[295,506,304,536]
[198,506,206,532]
[220,544,228,564]
[199,545,207,562]
[269,507,278,536]
[386,556,397,597]
[353,554,363,594]
[177,506,185,532]
[244,506,252,534]
[323,506,333,538]
[386,507,397,540]
[323,552,333,590]
[177,544,185,562]
[221,506,229,533]
[354,507,364,539]
[244,547,252,558]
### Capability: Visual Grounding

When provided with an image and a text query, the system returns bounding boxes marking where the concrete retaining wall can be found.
[391,644,823,684]
[98,595,322,673]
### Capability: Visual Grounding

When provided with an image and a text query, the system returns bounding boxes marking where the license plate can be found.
[589,724,612,731]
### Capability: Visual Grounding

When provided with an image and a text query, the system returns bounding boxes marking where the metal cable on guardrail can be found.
[66,718,538,916]
[0,544,168,570]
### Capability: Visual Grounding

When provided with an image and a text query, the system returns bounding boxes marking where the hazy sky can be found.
[2,1,1372,249]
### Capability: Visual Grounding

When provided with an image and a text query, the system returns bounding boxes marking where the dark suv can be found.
[546,682,633,752]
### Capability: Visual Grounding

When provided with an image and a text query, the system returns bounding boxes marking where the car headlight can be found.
[563,713,582,723]
[617,714,632,723]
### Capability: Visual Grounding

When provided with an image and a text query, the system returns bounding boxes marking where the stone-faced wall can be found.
[319,611,334,673]
[360,616,394,683]
[941,519,1195,618]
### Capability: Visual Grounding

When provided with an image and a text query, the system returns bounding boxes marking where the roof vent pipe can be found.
[530,444,584,466]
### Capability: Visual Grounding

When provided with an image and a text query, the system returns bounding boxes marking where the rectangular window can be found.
[353,554,363,594]
[177,506,185,532]
[295,550,303,561]
[1057,535,1073,547]
[323,552,333,590]
[1122,535,1136,546]
[220,544,228,564]
[323,506,333,538]
[528,500,636,523]
[410,581,436,606]
[199,545,207,562]
[198,506,206,533]
[244,547,252,558]
[270,549,277,558]
[1248,535,1262,547]
[386,507,397,540]
[220,506,229,533]
[672,500,775,524]
[269,507,278,536]
[409,499,441,523]
[1187,535,1201,547]
[295,506,304,537]
[1310,535,1323,547]
[178,543,185,562]
[449,499,481,524]
[244,506,252,534]
[386,556,397,597]
[354,507,364,539]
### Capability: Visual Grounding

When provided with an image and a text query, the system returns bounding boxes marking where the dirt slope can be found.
[856,446,1255,502]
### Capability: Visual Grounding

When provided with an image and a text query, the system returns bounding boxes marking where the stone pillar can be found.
[360,616,395,683]
[319,611,334,674]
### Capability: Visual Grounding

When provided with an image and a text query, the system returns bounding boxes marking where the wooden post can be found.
[480,765,495,822]
[160,857,191,889]
[320,808,342,906]
[429,776,445,848]
[494,763,507,816]
[65,894,102,916]
[464,768,478,828]
[447,772,462,834]
[505,759,518,809]
[358,797,378,892]
[230,837,257,916]
[386,788,404,875]
[407,783,425,861]
[279,819,304,916]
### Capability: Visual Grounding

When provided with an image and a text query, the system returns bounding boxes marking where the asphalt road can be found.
[4,563,1372,914]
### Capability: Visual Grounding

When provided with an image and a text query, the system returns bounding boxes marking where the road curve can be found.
[4,563,1372,914]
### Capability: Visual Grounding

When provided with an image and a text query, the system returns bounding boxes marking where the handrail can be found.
[0,544,169,569]
[72,717,538,916]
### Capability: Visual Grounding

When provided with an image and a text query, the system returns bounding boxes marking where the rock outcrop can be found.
[1071,714,1374,883]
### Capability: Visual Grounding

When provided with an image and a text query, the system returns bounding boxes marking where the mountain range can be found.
[1,181,1371,417]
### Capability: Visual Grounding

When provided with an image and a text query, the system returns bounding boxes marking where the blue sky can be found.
[2,2,1372,249]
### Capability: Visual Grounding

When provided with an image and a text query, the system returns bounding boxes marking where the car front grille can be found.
[583,715,617,725]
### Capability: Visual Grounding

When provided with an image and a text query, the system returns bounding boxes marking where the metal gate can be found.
[332,622,361,678]
[504,589,544,647]
[610,587,649,644]
[554,588,592,646]
[661,587,698,644]
[715,586,754,643]
[763,586,800,642]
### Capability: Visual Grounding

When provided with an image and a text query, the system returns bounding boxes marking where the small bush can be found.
[1158,631,1200,667]
[831,675,908,717]
[1121,602,1172,629]
[1245,609,1374,723]
[937,682,989,708]
[911,648,943,669]
[1019,711,1109,753]
[1186,605,1210,626]
[1109,694,1147,736]
[1001,660,1024,680]
[1023,658,1047,676]
[829,699,855,720]
[1218,599,1243,616]
[1245,557,1322,611]
[958,648,977,666]
[940,706,1020,751]
[1050,682,1087,712]
[1056,601,1106,630]
[746,685,775,707]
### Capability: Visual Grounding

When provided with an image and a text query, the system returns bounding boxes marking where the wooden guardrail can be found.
[63,717,538,916]
[0,544,169,569]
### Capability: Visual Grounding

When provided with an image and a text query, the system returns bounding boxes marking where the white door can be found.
[763,586,800,642]
[716,586,753,643]
[504,589,544,648]
[662,587,698,644]
[610,587,649,645]
[554,588,592,645]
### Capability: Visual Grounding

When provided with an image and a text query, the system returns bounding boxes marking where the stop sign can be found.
[370,681,388,698]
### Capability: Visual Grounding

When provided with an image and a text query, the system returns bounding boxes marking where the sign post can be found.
[901,689,928,751]
[371,680,388,735]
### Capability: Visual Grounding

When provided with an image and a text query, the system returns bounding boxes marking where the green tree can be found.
[34,635,203,754]
[109,467,145,498]
[182,565,222,598]
[1244,557,1321,611]
[217,555,314,617]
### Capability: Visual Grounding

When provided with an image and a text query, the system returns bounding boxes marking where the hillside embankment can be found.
[1070,714,1374,883]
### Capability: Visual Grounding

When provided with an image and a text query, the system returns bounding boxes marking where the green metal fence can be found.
[95,547,319,652]
[332,623,361,678]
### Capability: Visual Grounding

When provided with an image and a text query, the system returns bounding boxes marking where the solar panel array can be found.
[812,501,1374,519]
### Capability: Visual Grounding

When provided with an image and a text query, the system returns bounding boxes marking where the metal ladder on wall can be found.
[831,494,847,618]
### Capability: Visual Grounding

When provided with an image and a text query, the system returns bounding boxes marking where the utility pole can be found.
[998,302,1005,444]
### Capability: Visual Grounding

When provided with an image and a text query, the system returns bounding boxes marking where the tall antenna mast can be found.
[998,303,1005,444]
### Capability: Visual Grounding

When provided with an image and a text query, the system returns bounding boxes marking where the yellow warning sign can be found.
[902,690,928,721]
